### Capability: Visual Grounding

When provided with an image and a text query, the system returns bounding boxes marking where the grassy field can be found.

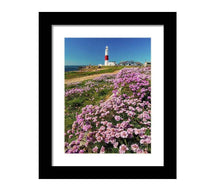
[65,66,124,79]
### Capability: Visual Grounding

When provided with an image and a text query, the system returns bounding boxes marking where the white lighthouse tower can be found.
[104,46,109,65]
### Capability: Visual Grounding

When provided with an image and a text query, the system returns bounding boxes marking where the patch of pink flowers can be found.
[65,67,151,154]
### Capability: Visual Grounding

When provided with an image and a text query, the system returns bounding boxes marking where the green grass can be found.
[65,66,124,79]
[65,79,114,133]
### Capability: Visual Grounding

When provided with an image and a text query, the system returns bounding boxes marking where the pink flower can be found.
[113,142,119,148]
[100,146,105,153]
[127,111,135,117]
[146,136,151,144]
[116,124,121,128]
[140,135,147,139]
[136,107,143,112]
[69,134,73,139]
[127,128,133,134]
[70,141,75,146]
[114,115,121,121]
[93,117,97,122]
[85,141,89,147]
[140,136,151,145]
[110,139,116,144]
[115,133,120,138]
[102,121,108,126]
[97,136,103,142]
[140,139,145,144]
[134,128,140,135]
[92,146,98,153]
[107,122,112,128]
[129,106,135,111]
[119,144,128,154]
[100,126,105,131]
[105,138,110,143]
[120,121,128,128]
[138,114,143,119]
[120,131,128,138]
[82,124,91,131]
[67,130,71,134]
[131,144,139,152]
[137,149,143,153]
[95,122,100,127]
[76,140,80,145]
[78,133,84,140]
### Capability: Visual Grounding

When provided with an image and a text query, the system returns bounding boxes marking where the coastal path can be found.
[65,70,121,85]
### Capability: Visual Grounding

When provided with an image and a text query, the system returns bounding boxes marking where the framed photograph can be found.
[39,12,176,179]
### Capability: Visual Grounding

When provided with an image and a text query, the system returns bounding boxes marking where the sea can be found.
[65,65,88,72]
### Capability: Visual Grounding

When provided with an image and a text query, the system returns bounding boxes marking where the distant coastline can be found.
[65,65,88,72]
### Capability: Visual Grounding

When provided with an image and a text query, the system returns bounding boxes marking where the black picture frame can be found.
[39,12,176,179]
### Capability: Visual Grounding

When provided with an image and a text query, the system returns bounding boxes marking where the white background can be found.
[0,1,220,195]
[52,26,164,166]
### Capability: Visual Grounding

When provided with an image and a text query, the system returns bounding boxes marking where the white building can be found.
[108,61,116,66]
[144,62,151,67]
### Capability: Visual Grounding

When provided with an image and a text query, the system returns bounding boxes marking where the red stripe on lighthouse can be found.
[105,55,109,60]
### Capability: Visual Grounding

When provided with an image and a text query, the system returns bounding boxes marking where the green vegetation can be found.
[65,66,124,79]
[65,78,114,133]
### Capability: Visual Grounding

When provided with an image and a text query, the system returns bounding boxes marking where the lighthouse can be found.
[104,46,109,65]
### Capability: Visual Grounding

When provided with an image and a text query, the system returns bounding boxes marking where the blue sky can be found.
[65,38,151,65]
